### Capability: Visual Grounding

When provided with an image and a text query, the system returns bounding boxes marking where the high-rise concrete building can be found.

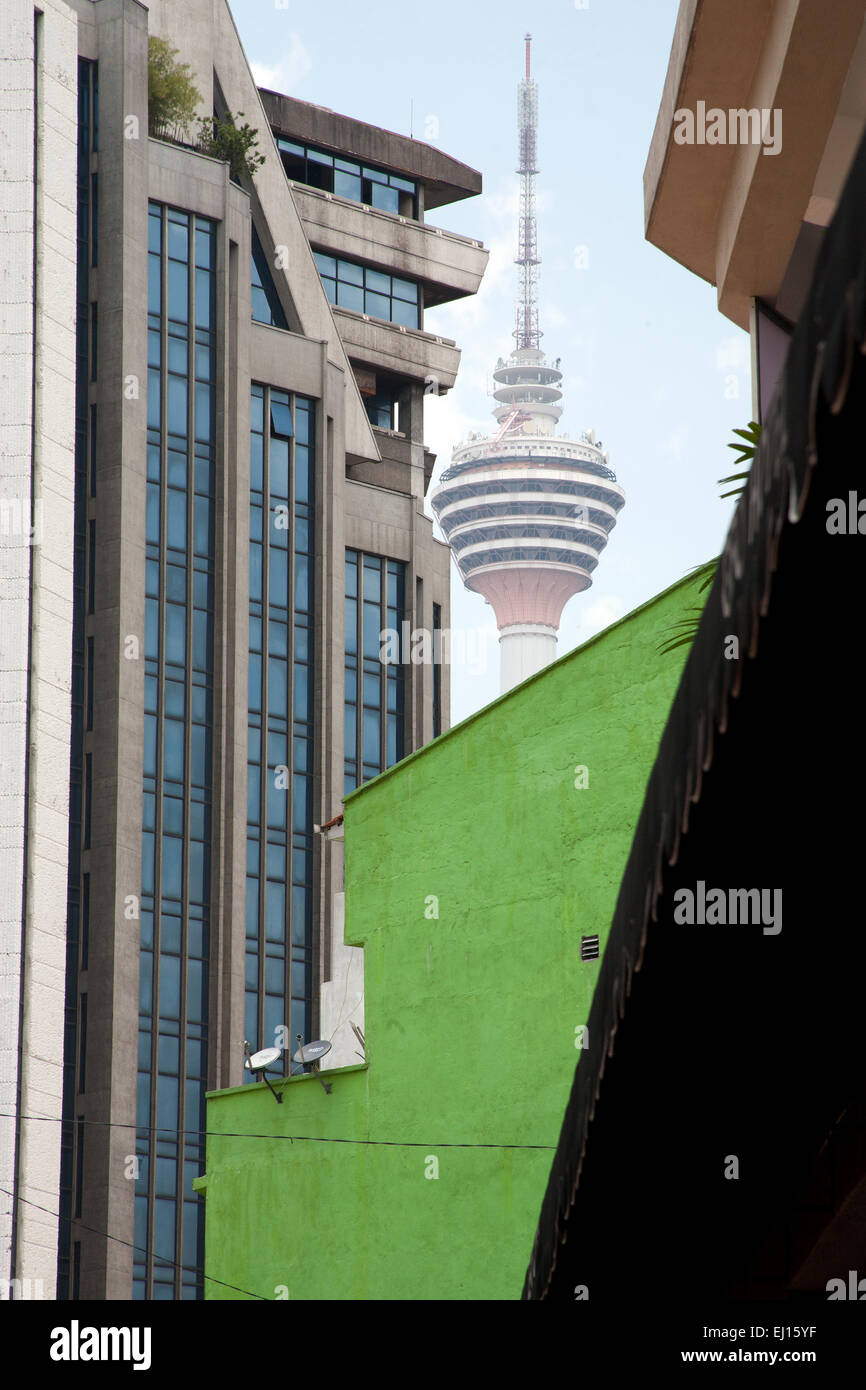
[0,0,485,1301]
[1,0,79,1306]
[431,37,623,692]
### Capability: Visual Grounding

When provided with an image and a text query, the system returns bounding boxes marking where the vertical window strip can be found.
[432,603,442,739]
[344,550,406,792]
[86,636,94,730]
[292,397,314,1058]
[58,56,97,1301]
[78,994,87,1093]
[83,753,92,850]
[74,1117,85,1219]
[247,385,315,1077]
[136,202,215,1303]
[81,873,90,971]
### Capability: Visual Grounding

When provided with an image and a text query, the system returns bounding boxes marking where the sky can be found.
[229,0,751,723]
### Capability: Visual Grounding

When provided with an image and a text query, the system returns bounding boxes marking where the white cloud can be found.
[250,34,312,94]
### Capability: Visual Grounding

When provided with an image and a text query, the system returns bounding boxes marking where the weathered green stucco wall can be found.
[202,573,704,1299]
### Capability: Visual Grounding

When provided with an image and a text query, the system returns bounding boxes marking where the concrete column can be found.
[499,623,558,693]
[76,0,150,1301]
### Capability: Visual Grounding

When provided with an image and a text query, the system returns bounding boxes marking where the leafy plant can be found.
[195,113,265,181]
[718,420,761,500]
[656,421,762,655]
[147,40,264,183]
[148,37,201,141]
[656,558,717,656]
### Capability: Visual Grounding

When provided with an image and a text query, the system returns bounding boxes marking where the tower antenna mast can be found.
[515,32,541,351]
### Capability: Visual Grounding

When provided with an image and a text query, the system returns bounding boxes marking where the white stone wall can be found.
[0,0,77,1297]
[319,884,366,1070]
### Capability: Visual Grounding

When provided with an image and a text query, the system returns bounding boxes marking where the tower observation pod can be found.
[431,35,624,693]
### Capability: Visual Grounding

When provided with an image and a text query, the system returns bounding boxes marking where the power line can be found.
[0,1110,557,1151]
[0,1186,269,1301]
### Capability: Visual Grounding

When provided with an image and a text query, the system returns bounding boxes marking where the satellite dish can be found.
[292,1039,331,1065]
[293,1035,333,1094]
[245,1046,282,1073]
[243,1040,284,1104]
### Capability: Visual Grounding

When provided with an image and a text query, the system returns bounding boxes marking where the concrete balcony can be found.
[331,306,462,389]
[346,428,436,494]
[291,183,488,306]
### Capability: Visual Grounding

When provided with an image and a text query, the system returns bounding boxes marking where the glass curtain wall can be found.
[344,552,406,793]
[136,202,216,1301]
[245,386,315,1074]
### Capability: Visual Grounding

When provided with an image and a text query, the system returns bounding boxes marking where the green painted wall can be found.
[202,573,704,1300]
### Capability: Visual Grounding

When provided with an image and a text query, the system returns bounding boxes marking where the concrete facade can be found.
[1,0,484,1299]
[0,0,78,1300]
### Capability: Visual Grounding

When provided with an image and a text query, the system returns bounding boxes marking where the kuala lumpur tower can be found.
[431,34,624,693]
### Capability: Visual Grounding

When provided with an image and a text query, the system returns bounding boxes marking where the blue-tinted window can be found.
[167,376,188,436]
[270,401,294,438]
[165,605,186,665]
[276,137,417,217]
[166,492,187,551]
[148,255,162,315]
[187,959,205,1024]
[161,835,183,899]
[312,252,420,328]
[167,259,188,322]
[251,226,288,329]
[269,546,288,603]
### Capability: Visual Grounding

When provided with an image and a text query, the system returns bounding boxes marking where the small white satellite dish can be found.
[293,1035,333,1094]
[243,1040,284,1104]
[245,1046,282,1073]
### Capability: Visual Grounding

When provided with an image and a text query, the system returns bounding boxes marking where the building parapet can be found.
[332,307,461,389]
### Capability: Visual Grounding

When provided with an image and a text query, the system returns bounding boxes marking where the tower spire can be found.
[515,32,540,350]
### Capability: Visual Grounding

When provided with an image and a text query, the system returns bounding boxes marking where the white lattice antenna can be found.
[515,33,541,350]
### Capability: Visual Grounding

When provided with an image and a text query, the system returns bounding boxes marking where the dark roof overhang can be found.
[258,88,482,209]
